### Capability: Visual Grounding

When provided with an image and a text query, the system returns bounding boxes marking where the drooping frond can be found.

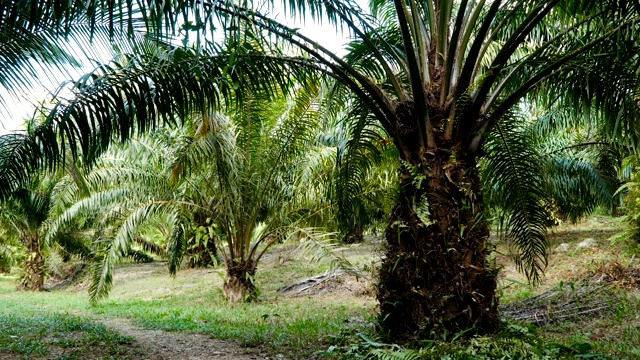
[0,128,59,199]
[87,201,170,302]
[0,41,320,200]
[88,240,116,302]
[482,115,551,282]
[331,95,396,241]
[167,212,186,275]
[44,188,131,245]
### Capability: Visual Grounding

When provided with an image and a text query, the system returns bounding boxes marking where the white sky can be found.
[0,5,359,135]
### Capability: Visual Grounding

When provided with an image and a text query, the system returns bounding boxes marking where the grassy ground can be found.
[1,217,640,359]
[0,242,380,359]
[498,216,640,359]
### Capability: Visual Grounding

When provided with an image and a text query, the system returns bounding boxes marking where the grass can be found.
[0,217,640,359]
[496,215,640,359]
[0,310,136,359]
[0,242,379,359]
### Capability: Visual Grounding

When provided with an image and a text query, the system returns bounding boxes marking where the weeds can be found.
[0,313,135,359]
[320,322,609,359]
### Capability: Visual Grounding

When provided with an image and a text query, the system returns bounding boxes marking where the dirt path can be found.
[100,318,271,360]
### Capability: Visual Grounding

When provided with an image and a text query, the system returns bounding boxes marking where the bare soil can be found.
[0,317,270,360]
[100,318,269,360]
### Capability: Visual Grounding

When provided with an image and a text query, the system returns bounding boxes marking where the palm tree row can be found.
[42,76,355,302]
[3,0,640,341]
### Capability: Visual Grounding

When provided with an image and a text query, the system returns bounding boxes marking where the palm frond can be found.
[482,115,550,283]
[167,213,187,275]
[44,188,131,245]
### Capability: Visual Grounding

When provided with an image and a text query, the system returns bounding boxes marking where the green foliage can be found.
[323,322,607,360]
[482,118,553,282]
[329,96,398,243]
[127,249,153,263]
[483,108,622,282]
[4,0,640,341]
[0,229,18,273]
[186,222,220,268]
[43,76,357,301]
[613,156,640,248]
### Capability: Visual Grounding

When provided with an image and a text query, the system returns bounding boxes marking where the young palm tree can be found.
[46,80,334,303]
[0,175,54,290]
[4,0,640,340]
[172,88,332,302]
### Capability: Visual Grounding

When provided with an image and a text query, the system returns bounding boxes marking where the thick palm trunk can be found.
[223,259,257,303]
[377,146,499,341]
[18,235,44,291]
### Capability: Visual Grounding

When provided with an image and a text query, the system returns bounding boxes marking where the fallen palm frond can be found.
[501,282,620,326]
[277,271,346,295]
[585,261,640,289]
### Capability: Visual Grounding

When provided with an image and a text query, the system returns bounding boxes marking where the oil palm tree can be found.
[4,0,640,340]
[45,129,205,302]
[45,79,337,303]
[171,87,334,302]
[0,174,54,290]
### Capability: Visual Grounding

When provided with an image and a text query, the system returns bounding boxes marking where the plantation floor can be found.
[0,241,378,359]
[1,217,640,359]
[99,317,265,359]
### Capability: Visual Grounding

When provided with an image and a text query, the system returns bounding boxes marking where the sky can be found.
[0,5,358,135]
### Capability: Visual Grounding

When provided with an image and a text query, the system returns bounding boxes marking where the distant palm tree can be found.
[0,175,54,290]
[45,78,339,302]
[4,0,640,340]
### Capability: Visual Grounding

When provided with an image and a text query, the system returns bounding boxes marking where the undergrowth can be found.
[0,313,135,359]
[319,321,608,359]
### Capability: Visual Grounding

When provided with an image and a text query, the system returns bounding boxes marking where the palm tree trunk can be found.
[223,259,257,303]
[377,147,499,341]
[18,235,44,291]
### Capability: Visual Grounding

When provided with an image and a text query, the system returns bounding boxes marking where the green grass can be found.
[540,291,640,358]
[0,311,135,359]
[1,221,640,359]
[0,243,378,358]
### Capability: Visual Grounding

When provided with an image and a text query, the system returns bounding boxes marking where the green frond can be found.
[0,128,59,200]
[44,188,131,246]
[111,202,168,258]
[52,230,93,260]
[133,236,167,258]
[167,213,186,276]
[546,155,618,221]
[332,98,395,241]
[88,242,117,303]
[170,111,237,181]
[482,117,550,283]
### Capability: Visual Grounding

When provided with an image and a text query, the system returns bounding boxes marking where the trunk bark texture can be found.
[377,136,499,340]
[223,259,257,303]
[18,235,44,291]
